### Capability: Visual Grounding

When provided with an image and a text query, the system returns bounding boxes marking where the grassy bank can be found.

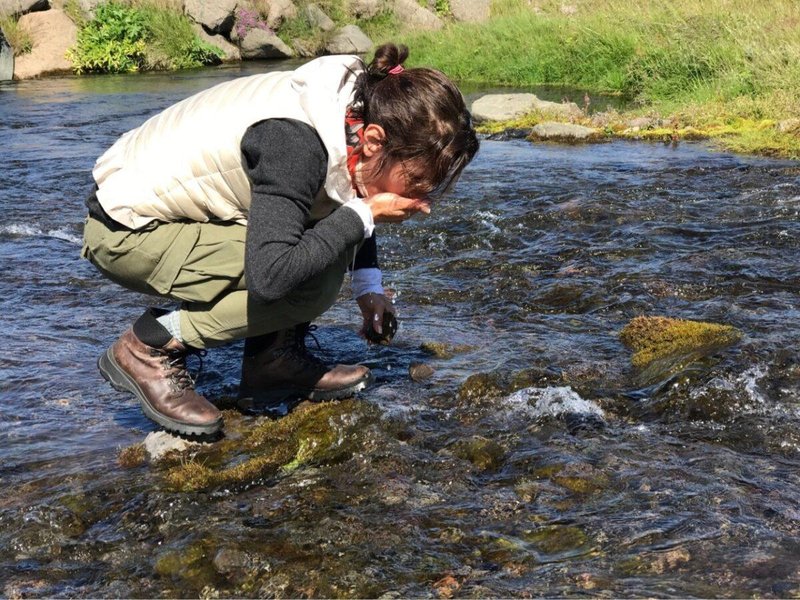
[387,0,800,158]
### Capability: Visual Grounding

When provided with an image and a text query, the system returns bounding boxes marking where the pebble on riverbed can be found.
[409,362,435,382]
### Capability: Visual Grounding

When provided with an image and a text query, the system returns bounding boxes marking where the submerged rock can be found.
[409,361,435,382]
[420,341,475,359]
[620,316,742,371]
[448,436,505,471]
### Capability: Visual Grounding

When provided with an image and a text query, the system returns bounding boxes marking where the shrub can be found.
[67,1,222,74]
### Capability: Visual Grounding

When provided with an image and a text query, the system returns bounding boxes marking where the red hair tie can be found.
[388,65,404,75]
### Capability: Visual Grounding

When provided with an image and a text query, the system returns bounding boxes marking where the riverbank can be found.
[389,0,800,159]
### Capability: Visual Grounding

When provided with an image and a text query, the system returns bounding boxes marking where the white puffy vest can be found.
[93,55,364,230]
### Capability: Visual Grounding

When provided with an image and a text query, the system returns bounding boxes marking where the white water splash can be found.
[0,224,83,245]
[504,386,605,420]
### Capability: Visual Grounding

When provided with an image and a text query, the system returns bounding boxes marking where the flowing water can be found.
[1,62,800,598]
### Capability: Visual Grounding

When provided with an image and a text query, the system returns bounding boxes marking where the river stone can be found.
[0,0,48,17]
[409,362,435,382]
[240,28,294,59]
[450,0,490,22]
[144,430,200,461]
[305,3,335,31]
[184,0,236,36]
[529,122,602,142]
[392,0,443,30]
[14,9,76,79]
[325,25,372,54]
[192,23,239,62]
[471,93,581,122]
[0,25,12,81]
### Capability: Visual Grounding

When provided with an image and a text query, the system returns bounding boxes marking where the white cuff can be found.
[352,267,384,299]
[343,197,375,239]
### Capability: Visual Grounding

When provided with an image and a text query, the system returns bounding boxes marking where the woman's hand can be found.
[357,292,395,342]
[363,193,430,223]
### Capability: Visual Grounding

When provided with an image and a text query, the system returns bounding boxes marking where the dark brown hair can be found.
[350,43,479,198]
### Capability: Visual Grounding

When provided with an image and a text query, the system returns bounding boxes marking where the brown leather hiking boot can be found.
[239,323,372,405]
[98,328,223,436]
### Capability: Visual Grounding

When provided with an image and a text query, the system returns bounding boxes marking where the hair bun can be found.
[369,43,409,77]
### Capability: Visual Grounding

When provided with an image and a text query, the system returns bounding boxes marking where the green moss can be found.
[620,316,741,370]
[164,400,376,492]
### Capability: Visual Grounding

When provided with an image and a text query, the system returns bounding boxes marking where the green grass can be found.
[0,15,33,56]
[378,0,800,157]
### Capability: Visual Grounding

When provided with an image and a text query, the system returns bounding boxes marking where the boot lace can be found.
[287,324,326,369]
[154,347,207,391]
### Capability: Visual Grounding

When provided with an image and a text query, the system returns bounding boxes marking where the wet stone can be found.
[144,430,202,462]
[409,361,435,382]
[420,341,476,359]
[449,436,506,471]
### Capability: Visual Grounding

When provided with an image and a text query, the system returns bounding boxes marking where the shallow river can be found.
[1,62,800,598]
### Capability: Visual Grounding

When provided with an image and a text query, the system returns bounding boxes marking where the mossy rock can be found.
[457,372,506,401]
[521,525,590,556]
[164,399,378,492]
[448,436,506,471]
[620,316,741,384]
[420,341,476,359]
[621,316,741,369]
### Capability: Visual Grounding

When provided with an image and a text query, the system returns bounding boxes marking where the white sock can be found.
[156,310,183,343]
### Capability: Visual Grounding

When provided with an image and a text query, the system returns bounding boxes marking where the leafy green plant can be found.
[67,1,222,74]
[0,15,33,56]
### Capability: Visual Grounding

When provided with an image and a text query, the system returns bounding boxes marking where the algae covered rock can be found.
[448,436,506,471]
[164,400,378,492]
[620,316,742,384]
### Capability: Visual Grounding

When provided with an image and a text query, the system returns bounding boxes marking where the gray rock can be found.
[325,24,372,54]
[349,0,383,19]
[530,121,602,142]
[392,0,442,30]
[409,362,435,382]
[144,430,200,461]
[626,116,655,130]
[450,0,490,22]
[291,37,318,57]
[193,23,240,62]
[265,0,296,29]
[0,25,13,81]
[0,0,48,18]
[71,0,104,20]
[184,0,237,36]
[305,3,334,31]
[471,93,581,121]
[240,28,293,59]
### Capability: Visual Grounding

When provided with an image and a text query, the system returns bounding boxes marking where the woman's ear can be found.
[362,124,386,158]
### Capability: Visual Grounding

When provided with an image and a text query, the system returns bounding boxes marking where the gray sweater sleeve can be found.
[242,118,365,304]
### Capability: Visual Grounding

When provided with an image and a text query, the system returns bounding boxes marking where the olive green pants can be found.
[81,215,352,349]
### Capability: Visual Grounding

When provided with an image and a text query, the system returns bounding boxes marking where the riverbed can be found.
[1,62,799,597]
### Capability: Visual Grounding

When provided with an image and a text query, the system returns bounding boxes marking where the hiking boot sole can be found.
[240,371,375,406]
[98,348,223,437]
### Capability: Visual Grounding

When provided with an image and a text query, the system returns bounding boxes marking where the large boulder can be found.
[325,24,372,54]
[392,0,442,30]
[13,8,76,79]
[471,93,581,121]
[240,27,293,58]
[192,23,240,62]
[450,0,490,22]
[184,0,237,36]
[265,0,296,29]
[349,0,384,19]
[0,25,13,80]
[0,0,48,17]
[305,3,334,31]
